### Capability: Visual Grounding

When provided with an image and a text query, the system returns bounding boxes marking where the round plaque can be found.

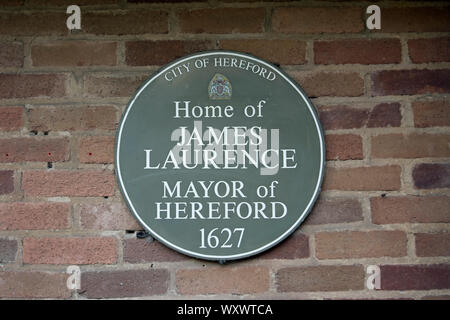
[116,51,325,261]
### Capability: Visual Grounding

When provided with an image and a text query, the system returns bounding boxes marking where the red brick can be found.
[413,163,450,189]
[416,233,450,257]
[323,166,401,191]
[177,8,264,34]
[219,39,306,65]
[409,38,450,63]
[0,239,17,263]
[381,264,450,290]
[0,106,23,131]
[259,233,309,260]
[381,7,450,33]
[0,74,67,99]
[371,196,450,224]
[291,72,364,97]
[306,198,363,225]
[28,105,118,132]
[124,239,185,263]
[22,170,115,197]
[126,40,213,66]
[31,41,117,67]
[273,7,363,34]
[83,10,168,35]
[0,170,14,195]
[367,103,402,128]
[320,106,367,130]
[0,137,70,163]
[315,39,401,65]
[177,267,269,295]
[80,203,141,230]
[0,202,70,230]
[0,271,70,298]
[84,74,147,98]
[319,103,401,130]
[326,134,363,160]
[23,237,117,264]
[316,231,407,259]
[81,269,169,298]
[78,136,114,163]
[413,100,450,128]
[371,69,450,96]
[276,265,364,292]
[0,12,66,36]
[372,134,450,159]
[0,42,23,68]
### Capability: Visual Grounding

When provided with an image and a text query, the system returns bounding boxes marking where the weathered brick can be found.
[0,74,67,99]
[31,41,117,67]
[80,203,141,230]
[81,269,169,298]
[0,170,14,195]
[413,100,450,128]
[0,202,70,230]
[0,106,23,131]
[316,231,407,259]
[28,105,118,132]
[78,136,114,163]
[219,39,306,65]
[124,239,185,263]
[22,170,115,197]
[273,7,363,34]
[371,69,450,96]
[0,239,17,263]
[323,166,401,191]
[177,267,269,295]
[84,74,147,98]
[83,10,168,35]
[0,42,23,68]
[306,198,363,225]
[126,40,213,66]
[319,103,401,130]
[416,233,450,257]
[413,163,450,189]
[0,12,66,36]
[177,8,264,34]
[259,233,309,260]
[0,138,70,162]
[372,134,450,159]
[291,72,364,97]
[276,265,364,292]
[23,237,117,264]
[381,264,450,290]
[367,103,402,128]
[315,39,401,65]
[409,38,450,63]
[381,7,450,33]
[371,196,450,224]
[326,134,363,160]
[0,271,70,298]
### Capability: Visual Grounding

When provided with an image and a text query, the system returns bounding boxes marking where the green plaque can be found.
[115,51,325,261]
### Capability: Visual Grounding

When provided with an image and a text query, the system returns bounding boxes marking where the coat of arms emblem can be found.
[208,73,232,100]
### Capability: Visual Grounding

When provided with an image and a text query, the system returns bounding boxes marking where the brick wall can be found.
[0,0,449,299]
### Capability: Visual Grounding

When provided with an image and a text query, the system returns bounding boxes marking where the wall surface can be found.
[0,0,449,299]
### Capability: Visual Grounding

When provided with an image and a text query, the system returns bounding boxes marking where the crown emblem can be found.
[208,73,232,100]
